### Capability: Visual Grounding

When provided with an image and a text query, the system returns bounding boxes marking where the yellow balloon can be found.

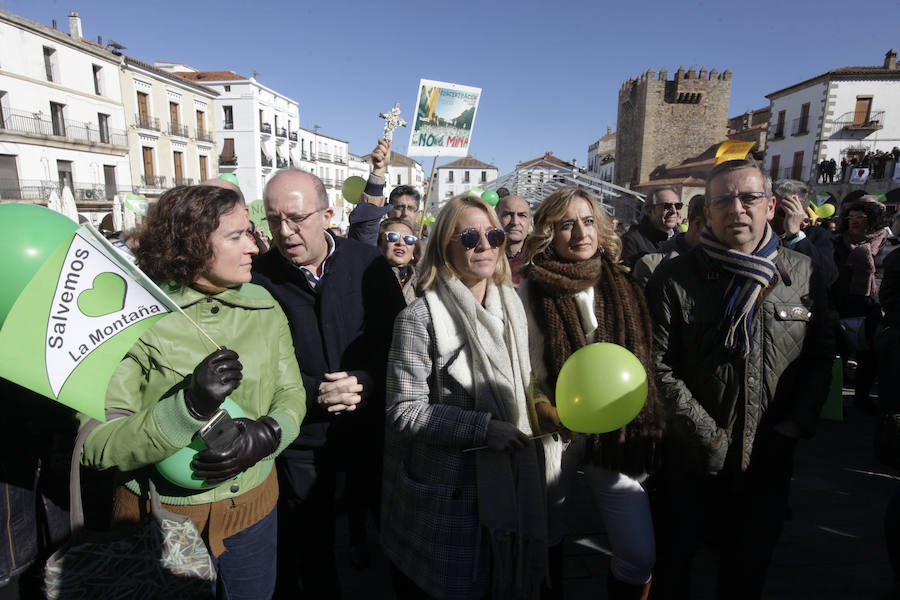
[816,203,835,219]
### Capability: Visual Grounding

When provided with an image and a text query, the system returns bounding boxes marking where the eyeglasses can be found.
[264,208,325,229]
[392,204,418,214]
[655,202,684,212]
[384,231,417,245]
[707,192,768,210]
[456,228,505,250]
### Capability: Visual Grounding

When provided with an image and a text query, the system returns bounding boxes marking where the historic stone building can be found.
[614,66,732,189]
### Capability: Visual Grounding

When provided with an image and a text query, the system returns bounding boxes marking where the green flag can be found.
[124,192,149,216]
[0,224,178,420]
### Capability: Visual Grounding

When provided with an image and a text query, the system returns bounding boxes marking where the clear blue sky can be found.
[8,0,899,174]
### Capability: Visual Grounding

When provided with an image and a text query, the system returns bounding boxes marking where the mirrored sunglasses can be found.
[384,231,417,245]
[457,228,505,250]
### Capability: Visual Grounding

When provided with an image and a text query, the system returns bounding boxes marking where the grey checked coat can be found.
[380,297,494,599]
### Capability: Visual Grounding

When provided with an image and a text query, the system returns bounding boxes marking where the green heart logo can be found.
[77,272,127,317]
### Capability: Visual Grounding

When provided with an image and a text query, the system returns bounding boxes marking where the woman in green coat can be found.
[79,185,306,599]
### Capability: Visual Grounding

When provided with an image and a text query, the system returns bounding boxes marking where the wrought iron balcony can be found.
[289,131,298,142]
[174,177,194,186]
[261,154,273,167]
[276,127,287,138]
[333,155,345,164]
[318,151,331,161]
[276,157,288,168]
[833,110,885,131]
[0,179,132,202]
[169,123,190,138]
[1,108,127,146]
[136,113,161,131]
[260,122,272,135]
[219,155,238,166]
[141,174,166,188]
[196,129,214,142]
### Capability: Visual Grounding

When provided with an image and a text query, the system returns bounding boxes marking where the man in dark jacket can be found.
[253,169,405,598]
[645,159,834,600]
[620,187,679,268]
[771,179,838,287]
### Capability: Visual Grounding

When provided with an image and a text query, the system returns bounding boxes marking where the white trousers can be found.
[544,435,655,585]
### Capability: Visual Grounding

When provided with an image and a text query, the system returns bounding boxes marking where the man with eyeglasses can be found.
[771,179,837,286]
[645,158,834,600]
[252,168,405,598]
[621,187,681,269]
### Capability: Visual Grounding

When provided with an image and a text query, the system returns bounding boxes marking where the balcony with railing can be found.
[276,157,288,168]
[224,121,234,130]
[260,122,272,135]
[219,155,238,166]
[169,122,190,138]
[791,117,810,136]
[261,153,273,167]
[173,177,194,186]
[196,128,214,143]
[276,127,287,138]
[301,151,310,160]
[321,177,334,187]
[289,131,298,142]
[318,151,331,161]
[333,154,345,164]
[135,113,161,132]
[833,110,885,131]
[0,179,133,202]
[141,174,166,189]
[1,108,127,146]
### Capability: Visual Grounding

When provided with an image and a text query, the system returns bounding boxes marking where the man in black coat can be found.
[620,186,679,269]
[771,179,838,287]
[252,169,405,598]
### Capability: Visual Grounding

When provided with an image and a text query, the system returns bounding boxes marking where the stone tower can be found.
[614,66,732,189]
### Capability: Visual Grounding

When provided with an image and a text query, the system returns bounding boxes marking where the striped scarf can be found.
[700,224,779,356]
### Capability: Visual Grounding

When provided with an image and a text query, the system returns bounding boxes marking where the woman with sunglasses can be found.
[380,194,547,599]
[378,217,419,304]
[518,187,664,599]
[78,185,307,599]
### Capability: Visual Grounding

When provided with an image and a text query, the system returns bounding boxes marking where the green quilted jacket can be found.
[645,247,834,473]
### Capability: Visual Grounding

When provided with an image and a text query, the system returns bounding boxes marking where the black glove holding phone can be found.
[191,417,282,484]
[185,347,243,420]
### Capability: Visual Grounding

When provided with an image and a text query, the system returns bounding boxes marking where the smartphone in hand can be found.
[198,409,241,450]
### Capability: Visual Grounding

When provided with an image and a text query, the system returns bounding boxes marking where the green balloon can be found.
[155,398,246,489]
[816,203,835,219]
[425,216,436,227]
[679,223,688,233]
[341,176,366,204]
[555,343,648,434]
[0,203,78,328]
[481,190,500,206]
[218,173,240,187]
[468,187,484,197]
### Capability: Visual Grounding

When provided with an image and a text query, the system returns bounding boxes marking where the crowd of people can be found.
[2,138,899,600]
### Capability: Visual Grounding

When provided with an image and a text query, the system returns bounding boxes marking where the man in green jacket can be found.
[645,158,834,600]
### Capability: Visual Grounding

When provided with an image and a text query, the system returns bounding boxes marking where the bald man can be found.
[200,177,245,203]
[495,194,531,286]
[252,169,405,598]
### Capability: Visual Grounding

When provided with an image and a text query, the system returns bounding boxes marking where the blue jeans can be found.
[213,507,277,600]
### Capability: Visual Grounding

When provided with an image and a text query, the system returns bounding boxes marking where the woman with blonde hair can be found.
[381,194,547,599]
[519,187,664,599]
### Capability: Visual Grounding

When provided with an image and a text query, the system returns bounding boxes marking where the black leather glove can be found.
[185,348,243,420]
[191,417,282,484]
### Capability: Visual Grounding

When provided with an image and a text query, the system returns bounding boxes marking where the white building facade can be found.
[432,156,496,213]
[158,64,301,204]
[764,50,900,182]
[0,9,132,221]
[587,127,616,183]
[121,59,218,197]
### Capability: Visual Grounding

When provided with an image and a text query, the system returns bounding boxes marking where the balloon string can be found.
[461,430,559,453]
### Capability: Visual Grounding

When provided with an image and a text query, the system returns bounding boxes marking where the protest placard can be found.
[407,79,481,157]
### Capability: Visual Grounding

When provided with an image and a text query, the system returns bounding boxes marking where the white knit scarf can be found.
[427,274,547,599]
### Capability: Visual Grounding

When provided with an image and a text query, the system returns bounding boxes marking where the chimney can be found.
[885,49,898,70]
[607,126,612,135]
[97,35,102,44]
[68,11,83,39]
